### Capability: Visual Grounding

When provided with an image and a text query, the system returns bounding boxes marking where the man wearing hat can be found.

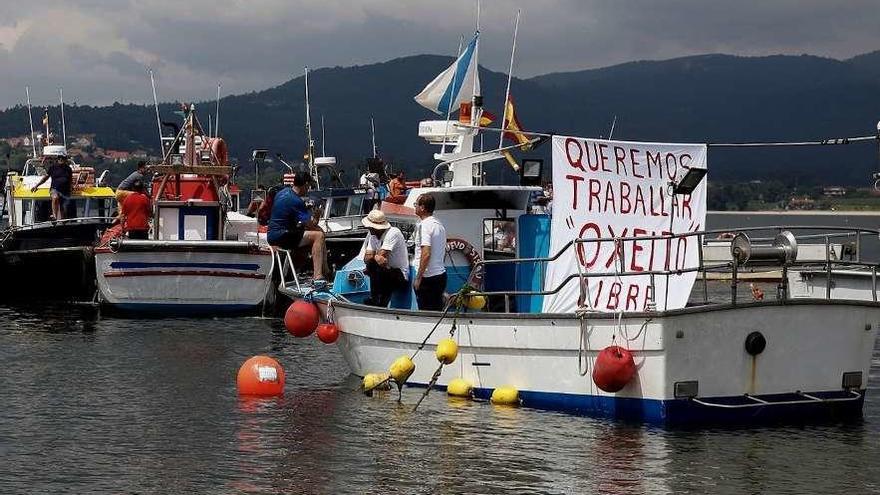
[361,209,409,307]
[268,171,327,282]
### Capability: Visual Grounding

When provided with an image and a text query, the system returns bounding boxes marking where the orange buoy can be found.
[237,355,285,396]
[316,323,339,344]
[284,300,320,337]
[592,346,636,393]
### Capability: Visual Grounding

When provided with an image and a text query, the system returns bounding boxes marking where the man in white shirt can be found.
[412,193,447,311]
[361,209,409,307]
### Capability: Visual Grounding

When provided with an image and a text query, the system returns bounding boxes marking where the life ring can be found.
[445,237,484,288]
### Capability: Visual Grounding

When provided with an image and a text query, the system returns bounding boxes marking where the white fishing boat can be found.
[316,26,879,425]
[94,104,273,314]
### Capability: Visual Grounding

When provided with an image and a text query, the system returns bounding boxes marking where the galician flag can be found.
[414,33,480,115]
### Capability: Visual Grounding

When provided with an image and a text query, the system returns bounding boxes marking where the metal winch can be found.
[730,231,799,265]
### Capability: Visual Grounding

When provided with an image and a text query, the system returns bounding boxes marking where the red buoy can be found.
[316,323,339,344]
[237,355,285,396]
[592,346,636,393]
[284,300,320,337]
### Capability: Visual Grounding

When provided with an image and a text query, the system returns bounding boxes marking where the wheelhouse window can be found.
[483,218,517,254]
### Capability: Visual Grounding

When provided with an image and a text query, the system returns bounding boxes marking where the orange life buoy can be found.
[446,237,484,288]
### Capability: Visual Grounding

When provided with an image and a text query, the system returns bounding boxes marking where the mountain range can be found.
[3,51,880,185]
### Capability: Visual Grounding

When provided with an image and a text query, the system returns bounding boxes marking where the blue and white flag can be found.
[414,33,480,115]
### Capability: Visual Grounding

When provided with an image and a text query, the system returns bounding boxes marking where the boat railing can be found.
[463,225,880,313]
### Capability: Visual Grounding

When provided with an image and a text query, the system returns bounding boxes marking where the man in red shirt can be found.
[120,179,151,239]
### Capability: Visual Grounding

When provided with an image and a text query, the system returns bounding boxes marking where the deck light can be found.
[671,167,707,195]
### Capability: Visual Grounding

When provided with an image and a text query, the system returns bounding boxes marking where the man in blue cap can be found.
[267,171,326,282]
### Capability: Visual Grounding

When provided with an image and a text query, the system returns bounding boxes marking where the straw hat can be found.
[361,209,391,230]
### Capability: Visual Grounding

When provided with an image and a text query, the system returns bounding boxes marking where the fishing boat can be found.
[93,104,273,314]
[1,146,116,300]
[313,26,880,425]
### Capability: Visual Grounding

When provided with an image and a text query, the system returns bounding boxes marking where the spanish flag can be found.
[479,110,496,127]
[502,96,531,150]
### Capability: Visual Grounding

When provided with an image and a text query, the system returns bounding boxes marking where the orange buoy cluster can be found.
[284,300,320,337]
[316,323,339,344]
[592,345,636,393]
[237,355,286,396]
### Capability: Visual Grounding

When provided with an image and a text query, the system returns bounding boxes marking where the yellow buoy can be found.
[363,372,391,392]
[435,338,459,365]
[465,294,486,310]
[389,355,415,384]
[491,386,520,406]
[446,377,473,398]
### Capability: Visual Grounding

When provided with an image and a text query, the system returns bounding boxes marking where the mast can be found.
[499,9,521,148]
[370,116,377,158]
[149,69,163,154]
[215,82,221,138]
[59,87,67,148]
[25,87,36,158]
[304,66,317,188]
[321,114,326,157]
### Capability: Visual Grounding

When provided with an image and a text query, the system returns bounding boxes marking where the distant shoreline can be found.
[709,210,880,216]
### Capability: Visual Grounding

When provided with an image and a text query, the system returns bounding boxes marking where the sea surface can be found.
[1,212,879,494]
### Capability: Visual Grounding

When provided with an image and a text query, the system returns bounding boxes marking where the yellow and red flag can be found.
[502,96,531,150]
[479,110,496,127]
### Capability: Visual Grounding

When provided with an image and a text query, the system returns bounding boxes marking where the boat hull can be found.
[332,300,877,425]
[94,247,273,314]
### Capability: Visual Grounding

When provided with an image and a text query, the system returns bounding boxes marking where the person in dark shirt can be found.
[267,172,327,281]
[120,179,151,239]
[116,161,150,215]
[31,154,73,220]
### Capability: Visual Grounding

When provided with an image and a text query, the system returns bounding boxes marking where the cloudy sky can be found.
[1,0,878,109]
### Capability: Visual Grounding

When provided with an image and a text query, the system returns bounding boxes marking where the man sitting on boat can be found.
[119,179,151,240]
[412,193,447,311]
[30,147,72,221]
[361,210,409,307]
[267,172,327,282]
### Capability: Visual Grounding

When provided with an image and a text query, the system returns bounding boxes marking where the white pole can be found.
[370,116,377,159]
[25,86,37,158]
[608,115,618,139]
[321,114,326,157]
[59,87,67,148]
[499,9,521,149]
[304,67,317,187]
[215,82,221,138]
[149,69,163,153]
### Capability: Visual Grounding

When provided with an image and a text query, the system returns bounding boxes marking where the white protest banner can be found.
[542,136,707,313]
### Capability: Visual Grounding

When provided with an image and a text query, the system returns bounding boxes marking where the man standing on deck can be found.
[120,179,151,239]
[361,209,409,307]
[267,172,327,282]
[412,193,447,311]
[116,161,150,211]
[30,149,72,220]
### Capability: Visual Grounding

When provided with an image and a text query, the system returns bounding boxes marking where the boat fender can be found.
[316,323,339,344]
[465,294,486,310]
[744,331,766,356]
[389,355,415,384]
[447,378,473,398]
[363,372,392,393]
[284,300,320,337]
[237,355,285,396]
[592,346,636,393]
[435,338,459,365]
[490,386,520,405]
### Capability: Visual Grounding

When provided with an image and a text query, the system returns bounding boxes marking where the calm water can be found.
[1,212,880,494]
[0,304,878,494]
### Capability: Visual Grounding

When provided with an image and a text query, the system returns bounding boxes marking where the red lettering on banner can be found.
[681,194,692,220]
[614,146,627,176]
[576,222,601,268]
[566,174,584,210]
[604,180,616,214]
[630,148,644,178]
[634,185,646,215]
[593,279,604,308]
[665,153,677,180]
[606,282,622,310]
[604,226,628,269]
[620,182,632,214]
[588,179,601,211]
[626,284,640,310]
[599,143,611,172]
[565,138,586,172]
[646,151,660,179]
[630,228,646,272]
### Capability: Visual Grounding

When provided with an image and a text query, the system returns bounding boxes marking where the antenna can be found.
[58,87,67,148]
[304,67,317,187]
[321,114,326,157]
[149,69,163,153]
[499,9,521,149]
[608,115,617,139]
[370,116,377,159]
[215,82,221,138]
[25,86,36,158]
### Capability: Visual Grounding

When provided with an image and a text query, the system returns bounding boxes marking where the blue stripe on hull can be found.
[458,387,866,426]
[110,303,257,315]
